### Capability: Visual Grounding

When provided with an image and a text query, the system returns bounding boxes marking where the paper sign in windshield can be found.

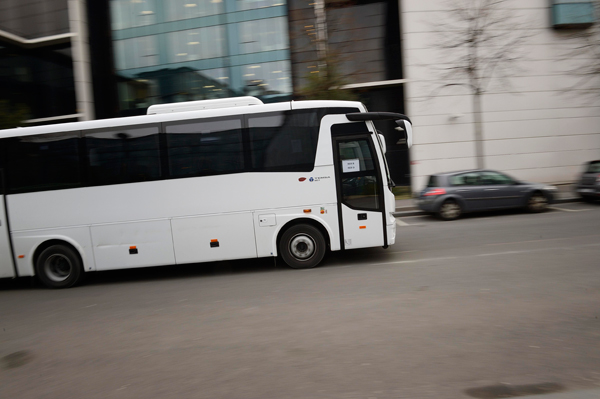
[342,159,360,173]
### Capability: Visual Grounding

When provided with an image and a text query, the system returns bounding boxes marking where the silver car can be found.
[576,160,600,202]
[416,170,556,220]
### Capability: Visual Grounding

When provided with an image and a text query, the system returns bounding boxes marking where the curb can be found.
[393,197,583,218]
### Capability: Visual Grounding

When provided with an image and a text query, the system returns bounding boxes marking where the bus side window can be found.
[247,110,319,172]
[84,125,161,186]
[6,132,82,194]
[164,117,243,178]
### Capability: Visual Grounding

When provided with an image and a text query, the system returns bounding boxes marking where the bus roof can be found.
[0,99,366,139]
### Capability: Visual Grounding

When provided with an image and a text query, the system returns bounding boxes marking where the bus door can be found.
[0,171,16,278]
[332,124,386,250]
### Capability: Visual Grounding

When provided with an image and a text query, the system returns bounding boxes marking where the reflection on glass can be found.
[237,0,286,11]
[240,61,292,98]
[111,0,158,30]
[247,111,319,172]
[167,26,226,62]
[239,17,289,54]
[7,132,81,193]
[114,36,159,70]
[164,0,224,21]
[166,118,244,177]
[86,126,161,185]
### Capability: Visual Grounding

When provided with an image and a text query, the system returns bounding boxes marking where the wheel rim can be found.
[441,202,460,219]
[529,195,547,211]
[44,254,72,282]
[289,234,316,261]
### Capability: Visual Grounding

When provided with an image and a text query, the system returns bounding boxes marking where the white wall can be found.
[401,0,600,190]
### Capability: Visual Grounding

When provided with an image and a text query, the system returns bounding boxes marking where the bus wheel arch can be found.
[33,240,85,289]
[277,219,330,269]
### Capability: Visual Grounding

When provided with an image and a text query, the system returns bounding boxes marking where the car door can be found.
[333,125,386,250]
[449,172,486,211]
[480,171,522,208]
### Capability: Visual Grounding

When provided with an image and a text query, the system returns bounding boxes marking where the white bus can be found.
[0,97,412,288]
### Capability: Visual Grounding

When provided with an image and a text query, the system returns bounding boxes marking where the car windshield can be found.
[585,161,600,173]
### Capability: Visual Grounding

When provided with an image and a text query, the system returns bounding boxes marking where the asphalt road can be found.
[1,202,600,399]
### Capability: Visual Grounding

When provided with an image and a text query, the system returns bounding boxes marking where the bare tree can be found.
[428,0,532,169]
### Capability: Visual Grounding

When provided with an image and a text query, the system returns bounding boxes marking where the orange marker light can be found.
[129,246,137,249]
[359,226,366,229]
[303,209,312,213]
[18,255,25,259]
[211,239,218,242]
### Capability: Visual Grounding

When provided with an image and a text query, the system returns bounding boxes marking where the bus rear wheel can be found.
[280,224,326,269]
[36,245,83,289]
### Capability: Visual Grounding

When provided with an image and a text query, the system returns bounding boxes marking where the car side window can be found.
[480,171,514,185]
[450,172,481,186]
[586,162,600,173]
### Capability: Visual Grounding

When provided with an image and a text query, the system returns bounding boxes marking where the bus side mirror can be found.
[395,120,413,148]
[378,133,387,154]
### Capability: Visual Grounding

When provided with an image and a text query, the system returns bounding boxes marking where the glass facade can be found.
[110,0,292,115]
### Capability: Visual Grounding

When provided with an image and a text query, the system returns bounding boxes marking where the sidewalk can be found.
[395,183,580,215]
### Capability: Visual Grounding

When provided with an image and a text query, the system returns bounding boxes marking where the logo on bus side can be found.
[299,176,331,182]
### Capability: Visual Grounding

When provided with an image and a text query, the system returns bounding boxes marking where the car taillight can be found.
[424,188,446,196]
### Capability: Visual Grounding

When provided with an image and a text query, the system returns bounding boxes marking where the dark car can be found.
[576,160,600,202]
[416,170,556,220]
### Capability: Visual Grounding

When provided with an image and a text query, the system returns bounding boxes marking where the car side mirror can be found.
[395,119,413,148]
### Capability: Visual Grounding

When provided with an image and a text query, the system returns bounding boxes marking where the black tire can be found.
[279,224,326,269]
[527,192,549,213]
[437,199,462,221]
[35,245,83,289]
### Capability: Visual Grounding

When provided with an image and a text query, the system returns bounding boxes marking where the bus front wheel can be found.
[35,245,83,289]
[280,224,326,269]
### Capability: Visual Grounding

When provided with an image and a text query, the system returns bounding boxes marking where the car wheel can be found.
[438,200,462,221]
[35,244,84,289]
[280,224,326,269]
[527,192,549,213]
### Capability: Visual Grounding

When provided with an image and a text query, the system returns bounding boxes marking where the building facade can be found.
[108,0,293,116]
[0,0,94,125]
[402,0,600,189]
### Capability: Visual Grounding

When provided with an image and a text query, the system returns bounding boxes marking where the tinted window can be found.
[427,176,439,187]
[6,132,81,194]
[449,172,481,186]
[586,161,600,173]
[85,125,161,186]
[480,171,514,185]
[166,117,243,177]
[247,111,320,172]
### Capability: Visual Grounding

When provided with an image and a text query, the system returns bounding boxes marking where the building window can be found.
[167,26,226,63]
[239,60,292,97]
[114,36,159,70]
[551,0,596,28]
[239,17,289,54]
[237,0,286,11]
[111,0,158,30]
[164,0,224,21]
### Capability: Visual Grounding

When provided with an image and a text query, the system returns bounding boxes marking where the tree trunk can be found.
[472,91,485,169]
